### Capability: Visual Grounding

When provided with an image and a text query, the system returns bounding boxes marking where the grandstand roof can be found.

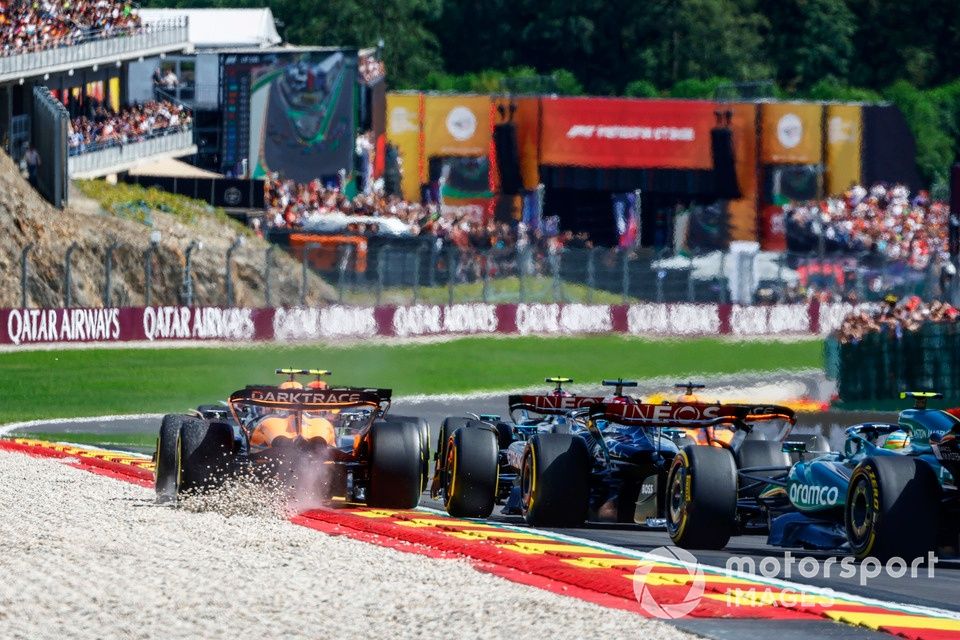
[137,8,282,49]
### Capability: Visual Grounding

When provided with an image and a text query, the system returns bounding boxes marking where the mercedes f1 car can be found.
[432,378,799,529]
[668,391,958,559]
[154,369,430,508]
[430,377,615,520]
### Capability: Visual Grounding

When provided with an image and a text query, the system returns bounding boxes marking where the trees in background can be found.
[145,0,960,186]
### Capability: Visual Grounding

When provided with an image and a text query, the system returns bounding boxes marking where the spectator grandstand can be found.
[68,100,192,155]
[0,0,142,54]
[785,184,949,270]
[837,295,959,344]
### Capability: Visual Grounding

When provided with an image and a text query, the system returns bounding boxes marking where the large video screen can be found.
[220,50,357,182]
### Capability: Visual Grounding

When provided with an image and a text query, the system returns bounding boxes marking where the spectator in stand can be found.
[358,54,386,84]
[0,0,142,55]
[67,100,192,155]
[785,183,949,271]
[837,295,960,344]
[23,143,40,189]
[161,68,179,92]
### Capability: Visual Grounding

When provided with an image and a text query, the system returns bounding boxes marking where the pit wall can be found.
[0,301,848,346]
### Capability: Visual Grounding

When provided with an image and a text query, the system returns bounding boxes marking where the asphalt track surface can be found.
[7,383,960,640]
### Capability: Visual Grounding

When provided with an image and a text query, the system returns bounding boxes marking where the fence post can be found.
[20,243,33,308]
[376,245,390,306]
[621,250,630,303]
[64,242,79,307]
[264,245,275,307]
[225,237,243,307]
[337,245,352,304]
[300,244,310,307]
[586,248,597,304]
[482,250,490,303]
[551,250,563,303]
[447,245,456,306]
[144,237,159,308]
[518,245,527,303]
[413,245,424,304]
[104,241,119,307]
[182,240,202,306]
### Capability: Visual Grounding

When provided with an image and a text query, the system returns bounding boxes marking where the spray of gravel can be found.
[176,455,336,519]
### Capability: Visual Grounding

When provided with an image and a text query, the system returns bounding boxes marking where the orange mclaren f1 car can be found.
[154,369,430,508]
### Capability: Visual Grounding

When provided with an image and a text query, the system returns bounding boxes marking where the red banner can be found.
[539,97,718,169]
[0,302,827,347]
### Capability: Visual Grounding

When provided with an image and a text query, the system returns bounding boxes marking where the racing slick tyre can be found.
[667,445,738,550]
[176,418,235,495]
[442,422,499,518]
[736,440,791,499]
[155,414,186,503]
[368,420,422,509]
[389,415,431,493]
[520,433,590,527]
[845,456,940,561]
[436,417,473,464]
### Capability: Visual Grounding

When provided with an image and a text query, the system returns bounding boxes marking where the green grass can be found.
[0,336,822,423]
[342,276,634,305]
[75,180,250,234]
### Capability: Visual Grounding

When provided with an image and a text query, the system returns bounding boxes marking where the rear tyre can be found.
[443,423,499,518]
[177,418,234,494]
[367,420,422,509]
[520,433,590,527]
[155,414,185,503]
[387,415,431,493]
[845,456,940,561]
[667,445,738,549]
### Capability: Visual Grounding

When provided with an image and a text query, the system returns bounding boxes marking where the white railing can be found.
[0,19,190,83]
[68,128,196,178]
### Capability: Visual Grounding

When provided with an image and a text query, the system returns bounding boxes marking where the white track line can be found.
[417,506,960,621]
[0,413,165,437]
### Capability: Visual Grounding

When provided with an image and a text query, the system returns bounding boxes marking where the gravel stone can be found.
[0,451,695,640]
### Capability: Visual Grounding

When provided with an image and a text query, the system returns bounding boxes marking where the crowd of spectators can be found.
[785,184,950,271]
[837,295,960,344]
[358,53,385,84]
[68,100,192,154]
[0,0,142,54]
[263,173,596,280]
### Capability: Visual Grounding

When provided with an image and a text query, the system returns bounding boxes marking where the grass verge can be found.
[0,335,822,423]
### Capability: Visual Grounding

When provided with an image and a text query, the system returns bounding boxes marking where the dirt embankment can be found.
[0,153,335,308]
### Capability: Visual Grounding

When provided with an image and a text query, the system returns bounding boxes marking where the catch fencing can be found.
[17,240,953,311]
[837,323,960,402]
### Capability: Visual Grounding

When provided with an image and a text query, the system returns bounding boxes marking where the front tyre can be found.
[845,456,940,561]
[443,423,498,518]
[367,420,422,509]
[155,414,186,502]
[667,445,738,550]
[520,433,590,527]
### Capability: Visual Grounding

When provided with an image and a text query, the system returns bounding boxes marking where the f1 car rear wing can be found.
[508,394,607,416]
[589,401,796,428]
[900,391,944,410]
[229,386,391,411]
